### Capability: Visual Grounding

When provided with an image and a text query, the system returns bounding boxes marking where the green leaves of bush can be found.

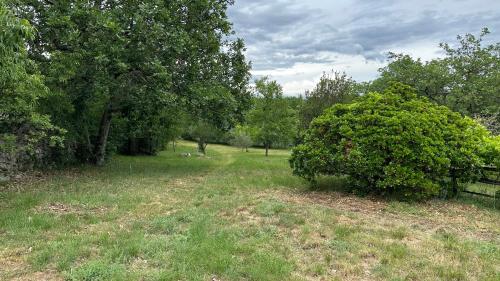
[290,83,490,199]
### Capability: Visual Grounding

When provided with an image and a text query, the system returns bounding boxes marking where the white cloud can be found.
[252,53,386,95]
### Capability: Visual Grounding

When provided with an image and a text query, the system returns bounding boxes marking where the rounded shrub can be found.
[290,83,490,199]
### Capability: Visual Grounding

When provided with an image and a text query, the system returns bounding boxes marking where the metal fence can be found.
[461,166,500,208]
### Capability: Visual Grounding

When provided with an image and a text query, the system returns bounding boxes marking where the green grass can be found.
[1,141,499,280]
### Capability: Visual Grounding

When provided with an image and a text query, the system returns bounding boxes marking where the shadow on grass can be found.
[305,175,500,211]
[308,176,352,193]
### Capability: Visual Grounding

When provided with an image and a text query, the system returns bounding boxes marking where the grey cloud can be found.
[229,0,500,72]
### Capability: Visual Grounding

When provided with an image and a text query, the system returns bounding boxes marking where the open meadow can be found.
[1,142,499,281]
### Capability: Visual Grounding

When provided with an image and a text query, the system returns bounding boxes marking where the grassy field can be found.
[0,141,499,281]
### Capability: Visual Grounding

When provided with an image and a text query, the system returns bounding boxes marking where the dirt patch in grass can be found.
[0,248,28,279]
[273,190,386,216]
[34,203,108,216]
[0,248,63,281]
[218,206,264,226]
[0,168,89,193]
[10,270,63,281]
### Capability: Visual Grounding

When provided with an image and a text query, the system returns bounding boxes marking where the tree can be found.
[481,135,500,170]
[119,97,186,156]
[299,71,358,129]
[16,0,248,165]
[290,83,489,199]
[0,1,63,177]
[229,125,253,152]
[248,77,297,156]
[369,53,451,105]
[187,120,223,155]
[187,83,238,155]
[369,29,499,126]
[441,28,500,117]
[474,113,499,136]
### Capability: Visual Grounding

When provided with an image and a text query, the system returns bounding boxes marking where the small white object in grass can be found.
[180,152,191,157]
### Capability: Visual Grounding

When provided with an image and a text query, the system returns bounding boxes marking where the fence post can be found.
[451,169,458,197]
[495,190,500,209]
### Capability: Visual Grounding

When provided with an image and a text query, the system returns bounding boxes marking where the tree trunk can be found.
[245,146,248,152]
[84,126,93,161]
[127,138,138,155]
[93,103,113,166]
[265,142,269,157]
[198,139,207,155]
[172,141,176,152]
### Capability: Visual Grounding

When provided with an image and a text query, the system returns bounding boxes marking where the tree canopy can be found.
[299,71,358,130]
[248,77,297,156]
[0,1,63,176]
[6,0,250,165]
[369,29,499,133]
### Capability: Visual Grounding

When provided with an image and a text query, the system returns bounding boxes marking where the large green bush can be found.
[290,83,489,199]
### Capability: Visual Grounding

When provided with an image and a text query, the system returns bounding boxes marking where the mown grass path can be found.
[0,142,499,280]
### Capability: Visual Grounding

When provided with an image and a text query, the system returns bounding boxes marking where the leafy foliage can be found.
[441,28,500,117]
[369,53,451,105]
[369,28,499,130]
[13,0,250,164]
[229,125,253,152]
[0,1,63,176]
[481,135,500,169]
[187,120,224,155]
[248,77,297,156]
[299,71,358,129]
[290,83,490,199]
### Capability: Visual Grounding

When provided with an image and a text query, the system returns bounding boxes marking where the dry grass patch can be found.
[272,189,499,243]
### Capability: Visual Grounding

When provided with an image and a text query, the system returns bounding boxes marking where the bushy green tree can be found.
[290,83,489,199]
[248,77,297,156]
[187,83,238,154]
[119,97,185,156]
[369,29,499,129]
[0,1,63,177]
[299,71,358,129]
[441,28,500,117]
[481,135,500,169]
[187,120,223,155]
[229,125,253,152]
[369,53,451,105]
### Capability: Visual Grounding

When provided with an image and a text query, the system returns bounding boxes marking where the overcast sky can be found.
[228,0,500,95]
